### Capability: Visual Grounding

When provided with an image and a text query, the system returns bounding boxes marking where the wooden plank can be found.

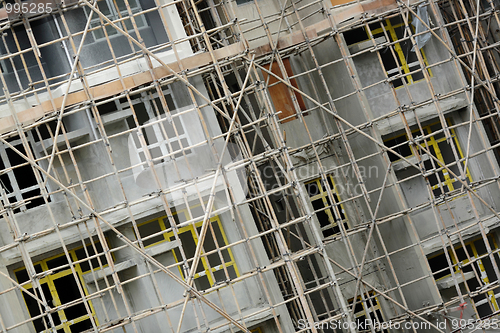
[332,4,363,26]
[277,28,317,50]
[362,0,397,13]
[330,0,356,7]
[0,116,15,133]
[309,19,330,35]
[255,28,318,57]
[3,42,246,134]
[0,8,7,21]
[17,105,45,126]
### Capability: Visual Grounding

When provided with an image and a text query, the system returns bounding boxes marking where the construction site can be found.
[1,0,500,330]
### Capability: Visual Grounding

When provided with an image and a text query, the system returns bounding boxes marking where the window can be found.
[262,58,306,123]
[344,16,432,88]
[137,207,239,290]
[384,120,472,197]
[305,175,348,238]
[428,235,500,318]
[348,291,387,332]
[0,48,8,73]
[14,240,109,333]
[96,86,191,163]
[0,136,47,212]
[85,0,147,41]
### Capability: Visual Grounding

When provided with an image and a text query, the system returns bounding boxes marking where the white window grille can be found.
[0,135,46,211]
[85,0,147,41]
[126,87,191,164]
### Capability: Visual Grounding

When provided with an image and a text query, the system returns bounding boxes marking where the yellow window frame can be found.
[384,120,472,194]
[369,18,432,86]
[305,175,349,237]
[13,240,107,333]
[138,208,239,288]
[348,291,385,324]
[430,236,500,312]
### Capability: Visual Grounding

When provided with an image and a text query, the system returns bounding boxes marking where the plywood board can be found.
[262,58,306,123]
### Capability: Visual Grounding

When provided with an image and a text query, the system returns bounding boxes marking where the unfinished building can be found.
[0,0,500,331]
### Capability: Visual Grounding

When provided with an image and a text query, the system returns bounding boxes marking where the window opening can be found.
[384,120,472,197]
[14,239,108,333]
[0,136,47,211]
[305,175,348,238]
[428,236,500,318]
[123,87,191,162]
[85,0,147,41]
[137,207,239,290]
[344,16,432,88]
[0,47,8,73]
[348,291,387,332]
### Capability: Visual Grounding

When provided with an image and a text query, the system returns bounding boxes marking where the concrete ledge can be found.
[101,109,134,126]
[376,97,467,136]
[422,215,500,255]
[82,259,136,284]
[208,306,275,333]
[36,127,90,150]
[436,271,475,290]
[393,153,429,171]
[146,240,180,257]
[348,36,387,54]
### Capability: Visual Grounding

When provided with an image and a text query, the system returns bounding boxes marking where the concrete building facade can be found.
[0,0,500,331]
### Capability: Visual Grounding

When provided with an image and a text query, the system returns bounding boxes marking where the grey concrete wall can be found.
[282,34,447,318]
[0,70,294,332]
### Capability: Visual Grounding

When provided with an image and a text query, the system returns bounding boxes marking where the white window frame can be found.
[85,0,147,41]
[0,135,45,211]
[126,86,192,164]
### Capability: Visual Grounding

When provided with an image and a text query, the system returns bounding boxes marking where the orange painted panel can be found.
[262,58,306,123]
[330,0,355,6]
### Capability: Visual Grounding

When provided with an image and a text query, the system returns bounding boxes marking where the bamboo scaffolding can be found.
[4,0,500,332]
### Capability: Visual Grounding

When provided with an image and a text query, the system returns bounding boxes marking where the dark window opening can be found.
[343,27,369,45]
[348,292,387,332]
[138,220,165,247]
[306,177,348,238]
[15,242,104,333]
[125,89,191,162]
[428,253,453,280]
[23,284,61,332]
[53,275,90,321]
[0,140,48,211]
[46,255,70,274]
[71,319,93,332]
[379,46,404,88]
[33,120,60,143]
[74,241,106,272]
[97,100,118,115]
[345,17,431,88]
[428,237,500,319]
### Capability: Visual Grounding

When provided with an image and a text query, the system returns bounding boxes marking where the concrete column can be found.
[158,0,193,58]
[0,263,31,333]
[113,224,165,333]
